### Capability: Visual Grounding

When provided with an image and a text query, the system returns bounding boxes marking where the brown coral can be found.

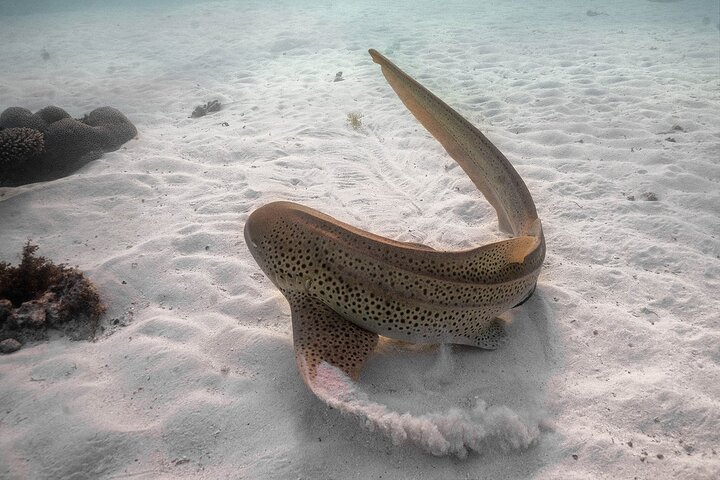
[0,127,45,167]
[0,105,137,186]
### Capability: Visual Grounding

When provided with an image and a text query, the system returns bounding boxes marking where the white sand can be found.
[1,0,719,478]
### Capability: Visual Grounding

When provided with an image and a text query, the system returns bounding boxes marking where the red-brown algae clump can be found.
[0,242,105,353]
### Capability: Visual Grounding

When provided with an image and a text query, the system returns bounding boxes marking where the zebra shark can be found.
[244,49,545,394]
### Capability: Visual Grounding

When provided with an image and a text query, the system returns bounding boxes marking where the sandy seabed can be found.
[1,0,719,478]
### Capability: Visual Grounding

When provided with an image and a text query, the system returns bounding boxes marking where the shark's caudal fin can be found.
[369,49,540,238]
[289,293,379,386]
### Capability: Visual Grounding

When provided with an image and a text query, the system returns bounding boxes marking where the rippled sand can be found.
[1,0,718,478]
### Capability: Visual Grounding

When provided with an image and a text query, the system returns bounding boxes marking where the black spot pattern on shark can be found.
[245,49,545,390]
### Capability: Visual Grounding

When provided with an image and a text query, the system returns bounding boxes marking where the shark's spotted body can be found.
[245,49,545,389]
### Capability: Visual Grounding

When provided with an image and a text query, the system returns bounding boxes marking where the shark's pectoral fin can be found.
[289,293,379,387]
[472,318,508,349]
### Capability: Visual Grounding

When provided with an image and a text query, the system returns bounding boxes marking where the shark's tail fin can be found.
[369,49,541,238]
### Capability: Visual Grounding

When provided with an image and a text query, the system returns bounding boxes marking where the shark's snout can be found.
[243,210,261,249]
[244,202,286,266]
[244,201,310,292]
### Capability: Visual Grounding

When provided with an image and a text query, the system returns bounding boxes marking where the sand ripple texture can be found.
[1,0,718,479]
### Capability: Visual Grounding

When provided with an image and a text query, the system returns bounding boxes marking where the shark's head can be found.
[245,202,285,290]
[244,201,313,292]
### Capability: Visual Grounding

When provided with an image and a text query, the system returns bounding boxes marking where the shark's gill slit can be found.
[244,49,546,456]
